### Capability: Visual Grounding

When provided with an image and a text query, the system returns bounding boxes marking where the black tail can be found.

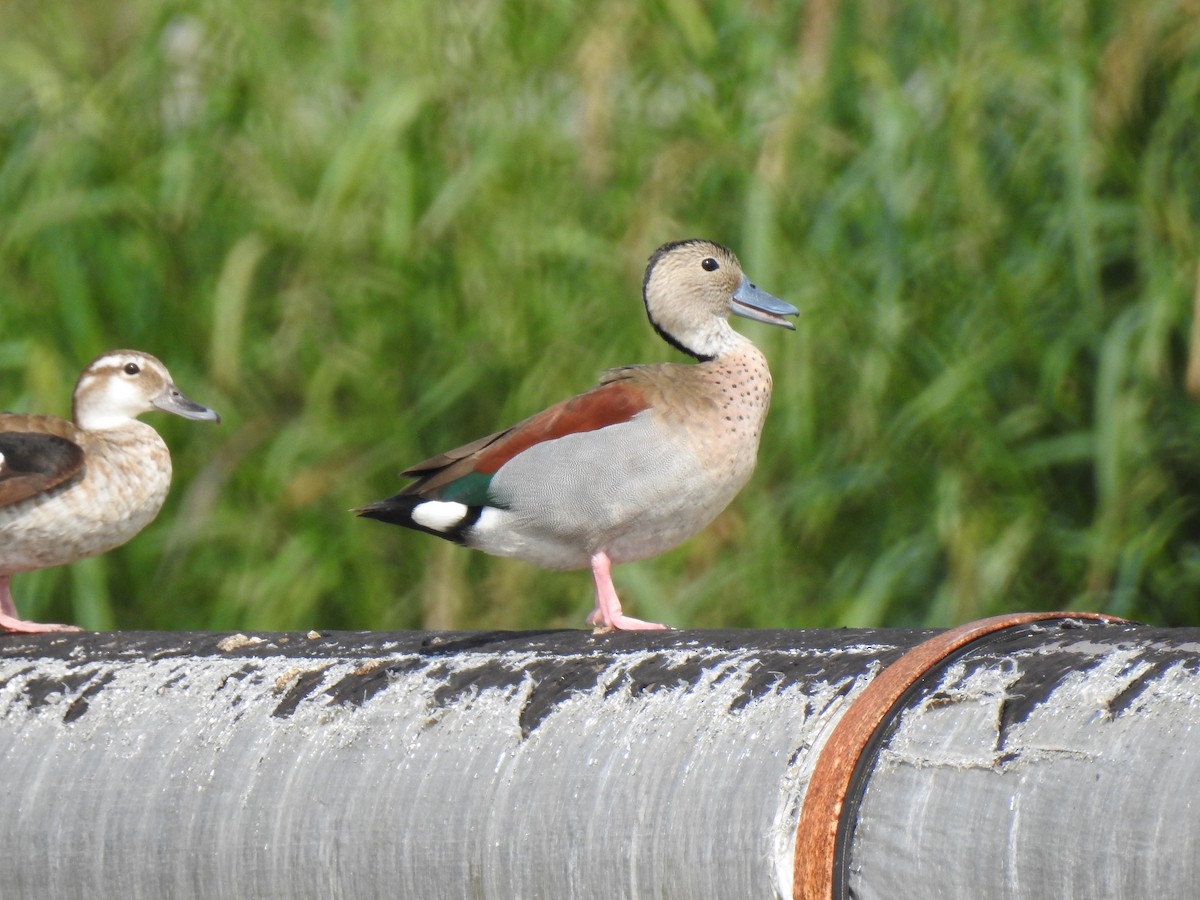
[354,494,480,545]
[355,494,422,526]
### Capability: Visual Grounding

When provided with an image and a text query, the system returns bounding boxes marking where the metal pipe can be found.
[0,619,1195,899]
[840,618,1200,900]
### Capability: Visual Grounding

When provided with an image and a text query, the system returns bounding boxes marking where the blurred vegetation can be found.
[2,0,1200,631]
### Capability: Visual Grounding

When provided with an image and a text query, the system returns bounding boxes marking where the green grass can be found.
[2,0,1200,631]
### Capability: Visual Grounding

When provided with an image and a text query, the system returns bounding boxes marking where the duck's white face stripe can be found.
[73,354,169,430]
[75,356,150,401]
[76,354,145,390]
[412,500,470,533]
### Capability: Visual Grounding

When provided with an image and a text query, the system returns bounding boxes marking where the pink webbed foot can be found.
[587,551,670,633]
[586,609,670,632]
[0,612,83,634]
[0,576,82,634]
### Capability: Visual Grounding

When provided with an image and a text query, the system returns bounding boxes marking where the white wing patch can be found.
[412,500,470,532]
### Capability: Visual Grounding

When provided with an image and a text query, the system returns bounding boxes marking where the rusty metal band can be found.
[792,610,1126,900]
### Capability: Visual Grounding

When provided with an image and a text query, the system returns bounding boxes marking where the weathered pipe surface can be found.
[0,628,914,900]
[843,621,1200,900]
[0,621,1196,899]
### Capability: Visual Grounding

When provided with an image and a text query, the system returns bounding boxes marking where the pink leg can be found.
[585,551,669,632]
[0,575,82,635]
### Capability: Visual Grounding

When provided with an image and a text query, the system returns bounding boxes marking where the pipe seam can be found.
[791,610,1125,900]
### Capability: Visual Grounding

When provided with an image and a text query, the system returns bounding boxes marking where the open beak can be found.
[730,278,799,330]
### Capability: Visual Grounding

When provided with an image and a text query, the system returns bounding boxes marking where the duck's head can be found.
[642,239,798,361]
[72,350,221,431]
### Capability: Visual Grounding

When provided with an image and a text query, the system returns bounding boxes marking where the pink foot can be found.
[0,612,83,634]
[0,575,82,634]
[587,551,670,633]
[587,610,669,632]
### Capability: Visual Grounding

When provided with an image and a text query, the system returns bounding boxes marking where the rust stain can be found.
[792,611,1124,900]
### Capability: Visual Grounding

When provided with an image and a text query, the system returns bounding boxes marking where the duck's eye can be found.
[701,257,719,272]
[124,363,140,375]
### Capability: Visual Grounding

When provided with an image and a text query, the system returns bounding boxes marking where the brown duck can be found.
[0,350,219,633]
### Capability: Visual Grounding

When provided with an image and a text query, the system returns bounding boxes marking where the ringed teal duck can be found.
[358,239,797,631]
[0,350,219,633]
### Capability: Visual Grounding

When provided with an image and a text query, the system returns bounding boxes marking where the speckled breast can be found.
[0,424,173,573]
